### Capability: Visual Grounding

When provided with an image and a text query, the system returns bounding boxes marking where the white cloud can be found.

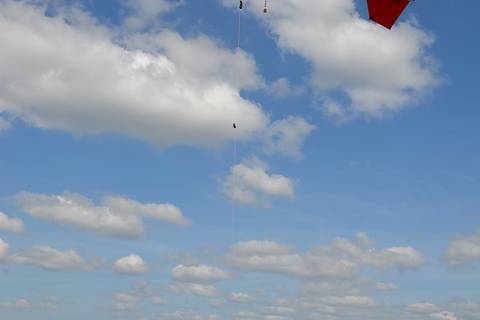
[158,310,220,320]
[0,299,32,309]
[112,282,155,312]
[114,293,139,304]
[11,246,90,271]
[233,0,439,119]
[445,300,480,320]
[321,96,350,123]
[0,212,24,234]
[374,282,398,291]
[262,116,315,159]
[264,306,295,315]
[227,242,357,278]
[103,196,189,226]
[0,1,268,148]
[332,236,424,270]
[230,292,253,304]
[264,278,380,319]
[408,303,440,313]
[0,238,8,258]
[16,192,188,238]
[169,282,220,297]
[39,296,60,310]
[224,158,295,206]
[172,264,230,282]
[230,240,292,255]
[318,295,374,307]
[443,233,480,267]
[266,78,305,99]
[226,233,423,279]
[430,311,458,320]
[114,254,149,274]
[113,292,139,312]
[122,0,183,30]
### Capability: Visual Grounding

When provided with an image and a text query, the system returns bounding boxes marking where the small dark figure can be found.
[239,0,243,9]
[264,0,267,13]
[233,123,237,129]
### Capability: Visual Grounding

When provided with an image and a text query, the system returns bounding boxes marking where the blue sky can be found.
[0,0,480,319]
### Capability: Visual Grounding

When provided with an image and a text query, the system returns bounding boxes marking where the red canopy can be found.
[367,0,411,29]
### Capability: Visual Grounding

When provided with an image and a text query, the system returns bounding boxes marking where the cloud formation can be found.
[0,299,32,309]
[0,212,24,234]
[122,0,183,29]
[443,233,480,267]
[114,254,149,274]
[235,0,439,120]
[262,116,315,159]
[224,158,295,206]
[10,246,91,271]
[169,282,220,297]
[229,292,253,304]
[226,233,424,279]
[430,311,458,320]
[16,192,188,238]
[0,1,268,147]
[172,264,230,282]
[0,238,8,258]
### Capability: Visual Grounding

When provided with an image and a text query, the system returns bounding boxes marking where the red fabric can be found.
[368,0,410,29]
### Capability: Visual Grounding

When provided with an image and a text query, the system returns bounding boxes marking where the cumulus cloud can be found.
[10,246,91,271]
[169,282,220,297]
[158,310,220,320]
[443,233,480,267]
[0,1,268,148]
[445,300,480,320]
[262,116,315,159]
[230,240,292,256]
[374,282,398,291]
[103,196,189,226]
[224,158,295,206]
[408,302,441,313]
[112,282,154,312]
[122,0,183,30]
[430,311,458,320]
[232,0,439,120]
[172,264,230,282]
[230,292,253,304]
[333,237,424,270]
[318,295,374,307]
[226,233,424,279]
[16,192,188,238]
[264,306,295,315]
[266,78,305,99]
[0,212,24,234]
[0,238,8,258]
[114,254,149,274]
[0,299,32,309]
[39,296,60,310]
[113,292,140,312]
[261,279,380,319]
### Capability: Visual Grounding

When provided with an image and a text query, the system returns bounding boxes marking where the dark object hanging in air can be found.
[367,0,412,29]
[263,0,268,13]
[233,123,237,129]
[239,0,243,9]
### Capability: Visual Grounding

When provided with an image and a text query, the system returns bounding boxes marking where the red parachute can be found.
[367,0,413,29]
